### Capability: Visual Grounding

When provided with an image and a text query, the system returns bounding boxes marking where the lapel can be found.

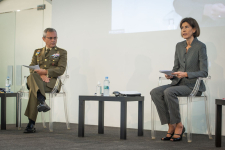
[180,41,186,61]
[181,37,198,58]
[40,47,45,61]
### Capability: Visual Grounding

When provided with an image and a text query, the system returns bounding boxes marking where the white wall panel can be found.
[0,0,52,124]
[0,12,16,124]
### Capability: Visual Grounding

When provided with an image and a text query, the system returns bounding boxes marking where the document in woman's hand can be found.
[159,70,174,76]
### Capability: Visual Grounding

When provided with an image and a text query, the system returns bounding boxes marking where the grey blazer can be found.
[171,37,208,92]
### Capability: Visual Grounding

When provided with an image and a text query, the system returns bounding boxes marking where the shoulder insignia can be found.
[35,49,41,56]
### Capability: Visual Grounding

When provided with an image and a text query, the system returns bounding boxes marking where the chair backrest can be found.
[51,65,69,94]
[190,76,211,97]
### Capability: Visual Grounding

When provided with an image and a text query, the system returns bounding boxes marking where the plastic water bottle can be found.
[96,81,102,96]
[103,77,110,96]
[5,76,10,93]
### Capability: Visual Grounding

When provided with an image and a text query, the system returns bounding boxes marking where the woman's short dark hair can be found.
[180,17,200,37]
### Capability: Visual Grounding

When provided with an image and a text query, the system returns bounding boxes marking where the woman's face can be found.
[181,22,196,40]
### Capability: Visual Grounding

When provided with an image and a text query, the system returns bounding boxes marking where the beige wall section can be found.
[0,0,52,125]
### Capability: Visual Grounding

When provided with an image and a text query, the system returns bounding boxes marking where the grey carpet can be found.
[0,123,223,150]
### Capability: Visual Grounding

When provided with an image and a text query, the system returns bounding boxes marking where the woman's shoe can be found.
[171,126,185,141]
[161,133,174,140]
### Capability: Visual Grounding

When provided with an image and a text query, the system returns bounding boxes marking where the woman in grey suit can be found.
[150,17,208,141]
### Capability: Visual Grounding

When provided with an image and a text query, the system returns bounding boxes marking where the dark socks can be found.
[37,91,45,104]
[29,118,35,125]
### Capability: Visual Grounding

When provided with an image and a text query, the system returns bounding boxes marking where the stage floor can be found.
[0,123,223,150]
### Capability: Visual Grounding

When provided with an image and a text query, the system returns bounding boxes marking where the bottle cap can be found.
[97,81,101,85]
[105,76,108,79]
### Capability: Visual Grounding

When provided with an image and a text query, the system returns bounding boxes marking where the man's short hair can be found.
[43,28,57,37]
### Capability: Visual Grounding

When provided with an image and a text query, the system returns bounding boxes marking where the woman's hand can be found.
[172,72,188,79]
[165,74,173,79]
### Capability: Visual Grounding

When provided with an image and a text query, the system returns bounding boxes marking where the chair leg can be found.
[204,96,212,139]
[187,97,192,142]
[41,112,47,128]
[151,99,156,139]
[179,99,186,137]
[63,93,70,130]
[49,94,54,132]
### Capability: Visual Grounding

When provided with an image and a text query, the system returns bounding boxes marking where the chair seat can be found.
[178,96,204,97]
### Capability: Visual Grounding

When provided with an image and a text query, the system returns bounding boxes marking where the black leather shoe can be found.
[37,101,50,112]
[161,132,174,140]
[24,123,36,133]
[171,126,185,141]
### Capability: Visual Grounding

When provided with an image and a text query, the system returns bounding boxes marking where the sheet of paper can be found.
[119,91,141,94]
[159,70,174,76]
[23,65,40,70]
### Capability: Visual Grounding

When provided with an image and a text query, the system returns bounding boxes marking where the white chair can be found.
[151,76,212,142]
[18,69,70,132]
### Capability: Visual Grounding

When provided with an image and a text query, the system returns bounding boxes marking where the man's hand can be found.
[35,69,47,76]
[172,72,188,79]
[165,74,173,79]
[40,75,50,83]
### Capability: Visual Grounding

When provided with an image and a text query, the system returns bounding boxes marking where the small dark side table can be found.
[78,95,144,139]
[0,93,19,130]
[215,99,225,147]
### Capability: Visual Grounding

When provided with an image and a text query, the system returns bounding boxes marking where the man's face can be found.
[42,31,57,48]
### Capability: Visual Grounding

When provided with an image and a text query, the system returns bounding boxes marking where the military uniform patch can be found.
[36,50,41,56]
[51,51,60,58]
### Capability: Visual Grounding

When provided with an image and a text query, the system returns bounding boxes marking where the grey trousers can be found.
[150,84,201,125]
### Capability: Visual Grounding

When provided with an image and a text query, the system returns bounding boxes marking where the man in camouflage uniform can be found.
[24,28,67,133]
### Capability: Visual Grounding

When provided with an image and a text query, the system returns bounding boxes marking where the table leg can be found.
[216,104,222,147]
[78,99,85,137]
[1,95,6,130]
[120,100,127,139]
[98,101,104,134]
[138,101,144,136]
[18,93,22,130]
[16,93,19,127]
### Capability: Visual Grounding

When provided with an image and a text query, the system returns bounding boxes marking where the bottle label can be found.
[104,86,109,89]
